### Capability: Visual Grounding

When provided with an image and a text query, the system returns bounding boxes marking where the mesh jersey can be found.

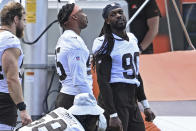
[92,33,140,86]
[0,31,23,93]
[55,30,93,95]
[19,107,85,131]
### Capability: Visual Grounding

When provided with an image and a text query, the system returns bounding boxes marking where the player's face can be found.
[16,12,26,38]
[107,8,127,30]
[75,9,88,29]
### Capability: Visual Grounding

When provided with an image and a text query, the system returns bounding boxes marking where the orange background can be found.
[140,51,196,101]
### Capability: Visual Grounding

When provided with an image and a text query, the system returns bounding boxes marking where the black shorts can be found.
[0,92,17,127]
[55,92,75,109]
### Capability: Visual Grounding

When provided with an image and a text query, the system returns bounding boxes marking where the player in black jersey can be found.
[126,0,161,54]
[92,3,155,131]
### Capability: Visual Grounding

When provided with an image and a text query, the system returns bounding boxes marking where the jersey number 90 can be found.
[122,52,139,79]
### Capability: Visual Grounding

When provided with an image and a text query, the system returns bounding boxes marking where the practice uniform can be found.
[92,33,145,131]
[126,0,161,54]
[0,31,23,129]
[19,107,85,131]
[55,30,93,109]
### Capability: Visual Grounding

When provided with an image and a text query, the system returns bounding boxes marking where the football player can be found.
[19,107,85,131]
[55,3,93,109]
[92,3,155,131]
[0,2,31,130]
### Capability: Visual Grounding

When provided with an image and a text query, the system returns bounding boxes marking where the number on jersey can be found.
[55,47,67,81]
[122,52,139,79]
[0,66,4,80]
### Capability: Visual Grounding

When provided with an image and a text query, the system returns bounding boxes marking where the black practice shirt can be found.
[126,0,161,53]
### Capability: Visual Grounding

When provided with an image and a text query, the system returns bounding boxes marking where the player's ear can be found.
[105,18,110,24]
[14,15,19,25]
[71,15,78,20]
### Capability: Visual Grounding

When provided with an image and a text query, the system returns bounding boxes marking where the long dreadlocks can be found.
[92,2,122,69]
[92,21,115,69]
[95,21,114,56]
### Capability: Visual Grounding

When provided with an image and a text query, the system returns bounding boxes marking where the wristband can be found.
[110,113,118,118]
[16,102,26,111]
[141,100,150,109]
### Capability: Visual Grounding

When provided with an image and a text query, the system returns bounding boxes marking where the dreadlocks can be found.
[92,21,115,70]
[95,22,115,55]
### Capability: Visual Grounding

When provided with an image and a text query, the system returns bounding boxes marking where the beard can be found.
[110,18,127,31]
[79,17,88,29]
[80,22,87,29]
[16,25,24,38]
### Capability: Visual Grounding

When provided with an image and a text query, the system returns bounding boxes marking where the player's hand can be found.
[20,110,32,126]
[144,108,156,122]
[109,117,123,131]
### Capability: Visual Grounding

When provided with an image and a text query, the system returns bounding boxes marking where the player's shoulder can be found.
[0,31,20,49]
[61,30,80,42]
[127,32,138,43]
[92,35,104,53]
[57,30,83,51]
[127,32,137,39]
[0,31,20,43]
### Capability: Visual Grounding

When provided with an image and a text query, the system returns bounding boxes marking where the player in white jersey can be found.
[55,3,93,112]
[19,107,85,131]
[0,1,32,130]
[92,3,155,131]
[19,93,104,131]
[55,3,97,130]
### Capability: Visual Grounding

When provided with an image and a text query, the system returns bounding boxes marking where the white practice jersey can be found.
[92,33,140,86]
[19,107,85,131]
[55,30,93,95]
[0,31,23,93]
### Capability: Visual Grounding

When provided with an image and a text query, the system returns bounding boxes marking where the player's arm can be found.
[92,37,122,129]
[137,74,155,122]
[95,54,122,129]
[139,16,159,51]
[137,74,150,109]
[92,38,117,115]
[139,0,160,51]
[2,48,32,125]
[137,74,147,102]
[2,48,23,105]
[95,55,117,114]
